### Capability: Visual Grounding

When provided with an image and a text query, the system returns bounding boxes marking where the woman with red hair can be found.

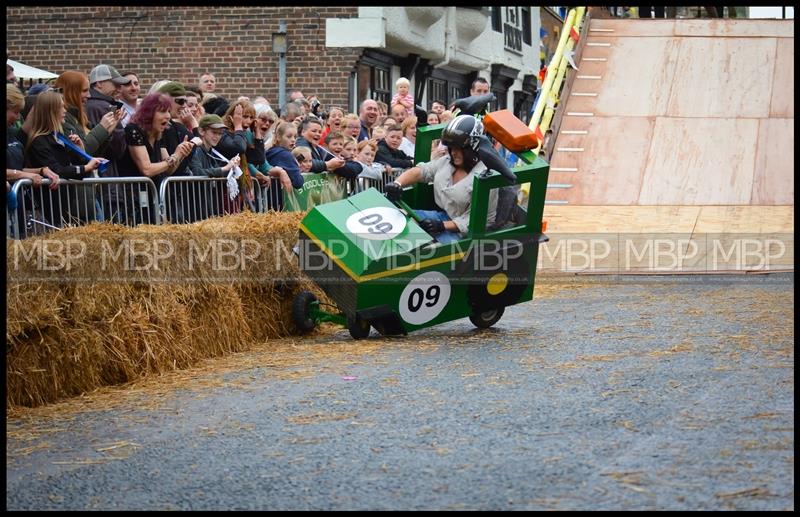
[54,70,123,155]
[116,92,193,184]
[114,92,194,223]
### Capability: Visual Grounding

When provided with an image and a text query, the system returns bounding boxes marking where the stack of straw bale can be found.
[7,211,329,408]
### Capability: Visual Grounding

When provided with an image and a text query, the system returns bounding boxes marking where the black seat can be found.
[452,93,496,116]
[487,184,524,231]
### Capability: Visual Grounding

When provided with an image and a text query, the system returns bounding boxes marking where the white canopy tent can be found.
[7,59,58,80]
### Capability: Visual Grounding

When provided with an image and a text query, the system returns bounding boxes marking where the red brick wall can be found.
[6,7,362,110]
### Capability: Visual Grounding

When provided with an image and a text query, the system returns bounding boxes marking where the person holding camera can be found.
[55,71,123,157]
[54,70,126,222]
[155,81,200,222]
[83,64,131,220]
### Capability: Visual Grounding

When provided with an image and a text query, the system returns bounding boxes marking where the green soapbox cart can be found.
[291,109,550,339]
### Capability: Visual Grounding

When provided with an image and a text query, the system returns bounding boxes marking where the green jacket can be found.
[62,106,111,156]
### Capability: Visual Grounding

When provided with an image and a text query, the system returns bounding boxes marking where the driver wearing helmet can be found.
[384,114,499,244]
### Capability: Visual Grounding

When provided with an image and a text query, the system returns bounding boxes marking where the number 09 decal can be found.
[398,272,451,325]
[345,207,407,240]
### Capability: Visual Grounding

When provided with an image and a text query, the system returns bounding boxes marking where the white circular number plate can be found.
[346,207,407,240]
[399,272,451,325]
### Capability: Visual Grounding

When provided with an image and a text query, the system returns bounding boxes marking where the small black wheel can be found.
[292,291,318,333]
[347,315,371,340]
[469,307,505,329]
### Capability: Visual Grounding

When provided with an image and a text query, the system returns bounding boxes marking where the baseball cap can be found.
[158,81,188,97]
[89,64,129,85]
[198,114,227,129]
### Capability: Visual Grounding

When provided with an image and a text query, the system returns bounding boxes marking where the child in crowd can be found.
[329,135,362,179]
[264,121,304,210]
[371,126,387,141]
[355,139,387,182]
[391,77,414,117]
[340,136,358,162]
[376,100,388,118]
[323,131,345,157]
[381,117,397,130]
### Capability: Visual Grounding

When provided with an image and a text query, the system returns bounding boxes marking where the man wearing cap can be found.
[86,64,129,128]
[85,64,128,159]
[86,64,130,222]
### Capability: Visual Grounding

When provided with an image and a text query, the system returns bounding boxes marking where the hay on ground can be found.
[7,212,332,408]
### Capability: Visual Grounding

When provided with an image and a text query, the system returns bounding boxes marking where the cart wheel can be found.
[348,315,371,340]
[292,291,318,333]
[469,307,505,329]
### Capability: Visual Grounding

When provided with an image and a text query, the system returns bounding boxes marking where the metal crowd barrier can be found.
[159,176,229,223]
[352,167,403,195]
[7,170,407,239]
[250,176,285,213]
[7,177,158,240]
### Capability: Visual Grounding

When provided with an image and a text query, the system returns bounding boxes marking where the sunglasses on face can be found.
[296,155,306,163]
[174,97,187,105]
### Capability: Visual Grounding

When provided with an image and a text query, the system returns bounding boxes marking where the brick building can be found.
[6,6,361,109]
[7,7,541,120]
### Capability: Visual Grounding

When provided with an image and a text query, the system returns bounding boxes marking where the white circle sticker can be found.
[399,271,451,325]
[346,207,407,240]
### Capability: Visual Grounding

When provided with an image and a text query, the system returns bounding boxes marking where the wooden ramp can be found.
[538,19,794,272]
[548,18,794,206]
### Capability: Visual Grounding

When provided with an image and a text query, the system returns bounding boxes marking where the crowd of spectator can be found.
[7,61,491,231]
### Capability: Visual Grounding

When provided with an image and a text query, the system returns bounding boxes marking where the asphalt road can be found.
[6,274,794,510]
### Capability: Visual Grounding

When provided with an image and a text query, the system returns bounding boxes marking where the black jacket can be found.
[161,121,195,176]
[375,140,413,169]
[26,133,91,179]
[85,88,127,162]
[217,130,248,160]
[295,136,334,174]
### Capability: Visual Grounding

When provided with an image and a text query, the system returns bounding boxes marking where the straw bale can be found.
[6,211,333,408]
[6,283,65,339]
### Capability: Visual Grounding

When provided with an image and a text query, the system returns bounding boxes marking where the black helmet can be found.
[441,114,484,152]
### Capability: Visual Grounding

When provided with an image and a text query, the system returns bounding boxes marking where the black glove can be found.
[419,218,445,234]
[384,181,403,202]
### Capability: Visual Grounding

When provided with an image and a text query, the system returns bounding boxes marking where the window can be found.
[521,7,531,45]
[491,89,506,112]
[372,66,391,105]
[356,51,395,108]
[491,7,502,32]
[514,91,534,125]
[429,69,469,109]
[449,84,467,106]
[428,78,446,110]
[503,6,523,54]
